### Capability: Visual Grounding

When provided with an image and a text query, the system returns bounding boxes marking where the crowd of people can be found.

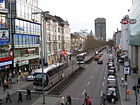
[1,87,32,104]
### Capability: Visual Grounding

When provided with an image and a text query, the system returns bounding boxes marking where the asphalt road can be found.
[54,50,122,105]
[1,50,122,105]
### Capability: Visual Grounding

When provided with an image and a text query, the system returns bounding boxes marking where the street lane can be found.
[56,50,108,105]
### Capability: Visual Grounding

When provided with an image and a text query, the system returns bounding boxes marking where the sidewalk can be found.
[117,64,140,105]
[0,79,31,99]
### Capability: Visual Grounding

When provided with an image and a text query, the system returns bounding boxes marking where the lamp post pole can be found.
[40,13,45,104]
[32,11,49,104]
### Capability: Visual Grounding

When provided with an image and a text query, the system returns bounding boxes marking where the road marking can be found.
[102,82,104,86]
[87,81,90,86]
[100,90,103,97]
[91,75,93,79]
[104,76,106,80]
[82,89,86,95]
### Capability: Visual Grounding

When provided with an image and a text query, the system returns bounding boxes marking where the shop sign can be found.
[0,0,4,3]
[0,57,13,62]
[0,60,12,66]
[120,19,128,24]
[0,8,8,13]
[0,30,9,43]
[17,60,29,66]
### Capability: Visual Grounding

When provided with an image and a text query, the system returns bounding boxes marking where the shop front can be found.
[0,60,12,82]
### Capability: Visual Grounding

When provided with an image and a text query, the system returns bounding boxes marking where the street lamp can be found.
[32,10,49,104]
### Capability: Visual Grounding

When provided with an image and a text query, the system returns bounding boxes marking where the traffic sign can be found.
[124,61,130,67]
[129,19,136,24]
[121,19,129,24]
[123,67,130,74]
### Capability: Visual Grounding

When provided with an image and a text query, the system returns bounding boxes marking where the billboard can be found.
[0,30,9,44]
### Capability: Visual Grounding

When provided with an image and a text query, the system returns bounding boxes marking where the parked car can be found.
[97,59,103,64]
[107,75,116,84]
[108,70,116,76]
[107,63,115,69]
[27,73,34,81]
[106,87,119,102]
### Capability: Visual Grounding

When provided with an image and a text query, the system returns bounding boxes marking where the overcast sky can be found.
[38,0,132,40]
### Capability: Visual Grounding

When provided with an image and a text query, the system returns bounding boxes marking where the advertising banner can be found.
[0,0,4,3]
[0,30,9,44]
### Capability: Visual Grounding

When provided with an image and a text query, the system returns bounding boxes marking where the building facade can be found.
[95,18,106,40]
[5,0,41,75]
[120,15,130,52]
[128,0,140,74]
[0,0,12,81]
[44,14,71,65]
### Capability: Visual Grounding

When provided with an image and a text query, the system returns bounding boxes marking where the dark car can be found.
[97,59,103,64]
[108,70,116,76]
[106,87,119,102]
[107,63,115,69]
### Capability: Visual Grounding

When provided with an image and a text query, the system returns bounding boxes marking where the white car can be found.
[107,75,116,84]
[27,73,34,81]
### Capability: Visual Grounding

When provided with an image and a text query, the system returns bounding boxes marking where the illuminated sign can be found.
[120,19,128,24]
[0,60,12,66]
[0,57,13,62]
[0,30,9,43]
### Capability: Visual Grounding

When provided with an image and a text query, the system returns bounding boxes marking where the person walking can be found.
[6,91,12,103]
[18,91,23,102]
[83,95,91,105]
[60,96,65,105]
[66,95,71,105]
[110,91,115,104]
[83,93,88,105]
[27,87,31,100]
[101,93,106,105]
[137,78,140,93]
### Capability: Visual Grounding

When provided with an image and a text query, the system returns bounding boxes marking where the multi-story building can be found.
[71,32,85,55]
[113,30,121,49]
[120,15,130,52]
[128,0,140,74]
[0,0,12,81]
[95,18,106,40]
[5,0,41,74]
[44,14,71,65]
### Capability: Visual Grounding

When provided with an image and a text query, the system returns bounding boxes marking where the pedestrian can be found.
[60,96,65,105]
[0,98,2,105]
[101,93,106,105]
[27,87,31,100]
[137,78,140,93]
[86,96,92,105]
[6,91,12,103]
[110,91,115,104]
[66,95,71,105]
[83,95,91,105]
[18,91,22,102]
[83,93,88,105]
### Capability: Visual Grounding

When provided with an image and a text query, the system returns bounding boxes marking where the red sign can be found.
[120,19,129,24]
[0,57,13,62]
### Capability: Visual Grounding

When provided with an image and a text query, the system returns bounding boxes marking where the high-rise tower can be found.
[95,18,106,40]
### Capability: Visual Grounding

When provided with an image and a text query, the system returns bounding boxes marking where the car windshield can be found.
[108,76,115,80]
[107,89,116,96]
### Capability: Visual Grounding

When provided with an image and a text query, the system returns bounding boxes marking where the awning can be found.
[61,51,67,56]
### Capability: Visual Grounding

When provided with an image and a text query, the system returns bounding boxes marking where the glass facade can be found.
[16,0,40,23]
[129,0,140,45]
[4,0,41,68]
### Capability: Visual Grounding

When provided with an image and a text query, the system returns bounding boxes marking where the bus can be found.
[33,63,66,90]
[76,52,87,64]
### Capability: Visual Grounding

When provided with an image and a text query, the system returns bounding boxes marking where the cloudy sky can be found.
[38,0,132,39]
